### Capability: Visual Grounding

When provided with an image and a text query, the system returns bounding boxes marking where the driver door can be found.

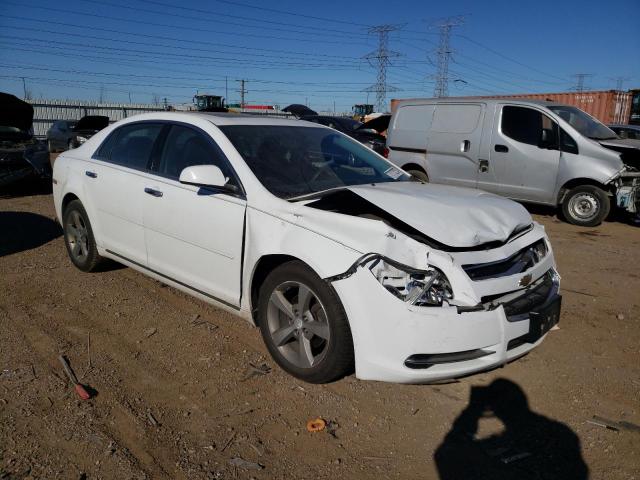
[143,124,246,308]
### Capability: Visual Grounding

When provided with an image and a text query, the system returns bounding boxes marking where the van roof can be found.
[392,97,565,108]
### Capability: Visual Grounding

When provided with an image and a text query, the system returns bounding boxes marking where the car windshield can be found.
[548,105,617,140]
[219,125,408,199]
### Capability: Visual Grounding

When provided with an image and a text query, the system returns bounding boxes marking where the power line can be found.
[363,25,403,112]
[431,16,465,97]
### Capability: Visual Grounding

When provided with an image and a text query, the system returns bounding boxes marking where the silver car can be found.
[386,98,640,226]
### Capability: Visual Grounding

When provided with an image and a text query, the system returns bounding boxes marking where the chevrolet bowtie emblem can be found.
[519,273,533,287]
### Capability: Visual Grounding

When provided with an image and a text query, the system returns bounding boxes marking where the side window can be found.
[560,128,578,154]
[108,123,163,170]
[157,125,235,182]
[501,106,557,148]
[93,129,121,161]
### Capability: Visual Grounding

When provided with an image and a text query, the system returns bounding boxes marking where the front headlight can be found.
[76,136,88,144]
[364,256,454,306]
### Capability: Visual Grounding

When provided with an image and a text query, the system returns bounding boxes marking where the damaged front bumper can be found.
[329,226,560,383]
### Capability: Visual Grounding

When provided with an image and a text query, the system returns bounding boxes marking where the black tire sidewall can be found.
[408,169,429,182]
[257,261,354,384]
[562,185,610,227]
[63,200,101,272]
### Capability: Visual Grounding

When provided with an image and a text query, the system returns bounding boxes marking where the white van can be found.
[386,98,640,226]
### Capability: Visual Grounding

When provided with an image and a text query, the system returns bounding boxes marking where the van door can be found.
[425,103,485,189]
[482,104,560,203]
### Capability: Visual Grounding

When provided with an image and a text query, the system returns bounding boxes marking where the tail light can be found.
[382,146,389,158]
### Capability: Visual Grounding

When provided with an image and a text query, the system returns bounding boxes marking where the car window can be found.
[100,123,162,170]
[560,128,578,154]
[156,124,235,181]
[501,106,557,148]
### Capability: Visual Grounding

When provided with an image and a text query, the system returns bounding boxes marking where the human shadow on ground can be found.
[434,378,589,480]
[0,211,62,257]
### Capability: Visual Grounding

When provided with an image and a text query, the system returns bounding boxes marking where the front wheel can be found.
[258,261,354,383]
[407,169,429,182]
[63,200,103,272]
[561,185,610,227]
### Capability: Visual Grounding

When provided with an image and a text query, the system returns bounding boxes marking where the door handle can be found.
[494,144,509,153]
[478,160,489,173]
[85,171,97,178]
[144,187,163,197]
[460,140,471,153]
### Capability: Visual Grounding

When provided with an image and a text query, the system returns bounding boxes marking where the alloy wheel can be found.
[66,210,90,262]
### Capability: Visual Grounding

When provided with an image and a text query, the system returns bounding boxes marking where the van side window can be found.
[560,129,579,154]
[501,106,557,148]
[108,123,163,170]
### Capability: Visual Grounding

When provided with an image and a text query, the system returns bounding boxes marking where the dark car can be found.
[0,92,50,187]
[47,115,110,152]
[608,124,640,140]
[300,115,388,155]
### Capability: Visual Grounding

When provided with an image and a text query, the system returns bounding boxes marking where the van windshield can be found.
[219,125,408,200]
[548,105,617,140]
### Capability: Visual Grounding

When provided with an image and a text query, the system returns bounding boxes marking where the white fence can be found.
[28,99,165,137]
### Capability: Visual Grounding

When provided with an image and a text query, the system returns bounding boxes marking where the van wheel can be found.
[258,261,354,383]
[561,185,610,227]
[407,169,429,182]
[63,200,103,272]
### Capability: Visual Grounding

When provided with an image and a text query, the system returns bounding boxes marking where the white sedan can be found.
[52,112,561,384]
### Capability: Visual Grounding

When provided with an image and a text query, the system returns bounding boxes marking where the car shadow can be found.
[434,378,588,480]
[0,177,52,199]
[0,211,62,257]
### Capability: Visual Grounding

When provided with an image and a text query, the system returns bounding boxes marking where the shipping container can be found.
[391,89,639,125]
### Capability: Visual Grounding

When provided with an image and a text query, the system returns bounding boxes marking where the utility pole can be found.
[363,24,403,112]
[238,79,247,110]
[431,16,465,98]
[21,77,27,99]
[225,76,228,103]
[571,73,592,93]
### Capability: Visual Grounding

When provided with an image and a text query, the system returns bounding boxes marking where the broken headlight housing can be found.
[365,256,453,307]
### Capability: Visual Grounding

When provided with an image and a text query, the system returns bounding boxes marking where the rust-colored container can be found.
[390,90,633,125]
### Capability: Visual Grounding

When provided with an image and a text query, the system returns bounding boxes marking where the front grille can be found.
[462,239,546,281]
[481,271,555,320]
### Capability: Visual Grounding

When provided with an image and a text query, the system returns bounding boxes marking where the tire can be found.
[561,185,610,227]
[407,169,429,182]
[257,261,354,383]
[63,200,103,272]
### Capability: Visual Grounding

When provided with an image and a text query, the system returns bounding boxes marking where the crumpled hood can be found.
[346,182,532,248]
[74,115,109,132]
[0,92,34,132]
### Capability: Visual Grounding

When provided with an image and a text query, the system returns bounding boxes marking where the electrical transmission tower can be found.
[571,73,592,93]
[363,24,402,112]
[237,79,247,109]
[431,16,465,98]
[609,76,630,91]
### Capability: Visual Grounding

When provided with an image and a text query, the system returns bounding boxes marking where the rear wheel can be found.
[63,200,103,272]
[407,169,429,182]
[258,261,354,383]
[561,185,610,227]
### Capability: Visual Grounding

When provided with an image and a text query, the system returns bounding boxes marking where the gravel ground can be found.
[1,169,639,479]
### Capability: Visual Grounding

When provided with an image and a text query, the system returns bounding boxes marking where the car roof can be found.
[121,111,310,128]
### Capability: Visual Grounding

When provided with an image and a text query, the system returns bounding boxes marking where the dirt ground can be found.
[1,167,639,479]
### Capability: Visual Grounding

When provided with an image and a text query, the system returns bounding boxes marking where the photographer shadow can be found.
[434,378,588,480]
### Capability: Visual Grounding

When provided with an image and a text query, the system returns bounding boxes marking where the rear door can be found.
[425,103,485,188]
[143,123,246,308]
[482,104,560,203]
[87,122,164,265]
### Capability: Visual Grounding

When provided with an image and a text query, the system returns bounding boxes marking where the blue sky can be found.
[0,0,638,112]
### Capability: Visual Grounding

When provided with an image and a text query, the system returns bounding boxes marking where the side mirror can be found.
[179,165,229,190]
